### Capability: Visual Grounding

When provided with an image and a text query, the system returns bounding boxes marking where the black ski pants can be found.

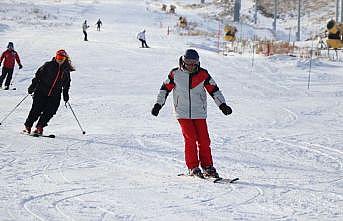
[24,93,61,128]
[83,31,88,41]
[139,39,148,48]
[0,67,14,87]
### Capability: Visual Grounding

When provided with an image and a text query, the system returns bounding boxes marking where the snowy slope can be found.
[0,0,342,220]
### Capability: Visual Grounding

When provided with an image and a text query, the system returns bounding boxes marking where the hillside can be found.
[171,0,335,39]
[257,0,335,35]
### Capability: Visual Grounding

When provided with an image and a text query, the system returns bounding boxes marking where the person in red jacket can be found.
[0,42,23,90]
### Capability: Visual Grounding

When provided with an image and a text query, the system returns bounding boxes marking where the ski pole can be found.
[67,102,86,134]
[0,94,29,125]
[10,71,18,90]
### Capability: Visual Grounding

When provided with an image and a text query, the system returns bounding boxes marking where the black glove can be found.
[27,85,35,94]
[219,103,232,115]
[151,103,162,116]
[63,91,69,102]
[19,64,23,69]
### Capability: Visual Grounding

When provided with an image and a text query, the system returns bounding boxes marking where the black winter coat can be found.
[29,58,71,97]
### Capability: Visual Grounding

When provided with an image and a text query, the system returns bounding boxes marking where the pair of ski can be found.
[0,87,16,90]
[21,131,55,138]
[178,173,239,184]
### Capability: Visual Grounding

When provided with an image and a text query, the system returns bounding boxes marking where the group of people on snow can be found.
[1,20,231,177]
[1,41,73,136]
[82,19,150,49]
[82,19,103,41]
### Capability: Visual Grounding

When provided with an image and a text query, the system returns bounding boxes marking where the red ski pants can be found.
[177,119,213,169]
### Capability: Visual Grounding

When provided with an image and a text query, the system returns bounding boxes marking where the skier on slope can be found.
[151,49,232,178]
[96,18,102,31]
[23,49,73,135]
[82,20,90,41]
[0,42,23,90]
[137,29,149,48]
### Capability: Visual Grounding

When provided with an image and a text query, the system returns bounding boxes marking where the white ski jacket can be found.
[82,23,89,32]
[155,67,227,119]
[137,31,146,40]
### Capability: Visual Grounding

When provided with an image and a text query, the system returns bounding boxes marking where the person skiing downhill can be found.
[137,30,149,48]
[82,20,90,41]
[151,49,232,178]
[0,42,23,90]
[23,49,73,135]
[96,19,102,31]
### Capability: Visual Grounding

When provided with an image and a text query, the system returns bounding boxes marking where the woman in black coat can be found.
[23,49,73,135]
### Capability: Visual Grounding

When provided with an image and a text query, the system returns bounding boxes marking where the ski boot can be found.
[189,167,205,179]
[3,86,9,90]
[32,127,43,136]
[202,166,220,178]
[22,126,31,134]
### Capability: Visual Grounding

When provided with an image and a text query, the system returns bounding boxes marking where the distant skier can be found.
[318,36,326,49]
[151,49,232,178]
[0,42,23,90]
[137,30,149,48]
[96,19,102,31]
[82,20,90,41]
[23,49,73,136]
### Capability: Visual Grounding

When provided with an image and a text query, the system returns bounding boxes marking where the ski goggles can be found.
[55,54,66,61]
[183,59,199,67]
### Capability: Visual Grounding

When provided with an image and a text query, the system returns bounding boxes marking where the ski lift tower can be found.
[254,0,258,24]
[336,0,339,22]
[296,0,301,41]
[234,0,241,22]
[273,0,277,33]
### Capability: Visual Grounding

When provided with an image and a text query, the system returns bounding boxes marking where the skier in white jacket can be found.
[82,20,90,41]
[137,30,149,48]
[151,49,232,178]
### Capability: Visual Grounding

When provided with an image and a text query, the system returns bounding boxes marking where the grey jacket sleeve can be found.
[204,74,226,106]
[155,70,176,106]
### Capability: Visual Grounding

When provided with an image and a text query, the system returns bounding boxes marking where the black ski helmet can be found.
[7,42,14,49]
[180,49,200,72]
[183,49,199,61]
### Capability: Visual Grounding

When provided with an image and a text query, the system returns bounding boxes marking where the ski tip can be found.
[48,134,56,138]
[213,177,239,184]
[178,173,206,179]
[230,178,239,183]
[213,177,223,182]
